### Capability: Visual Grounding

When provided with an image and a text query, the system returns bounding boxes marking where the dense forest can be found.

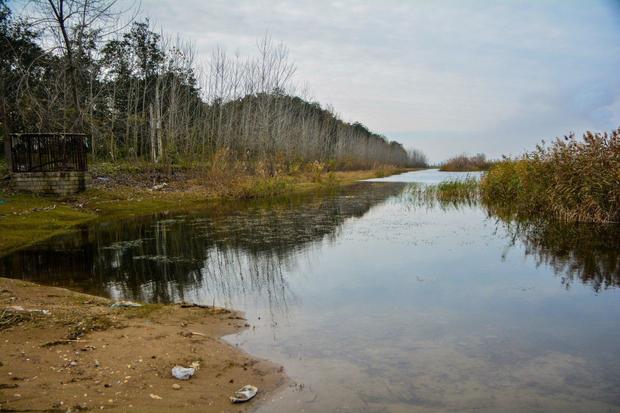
[0,0,424,172]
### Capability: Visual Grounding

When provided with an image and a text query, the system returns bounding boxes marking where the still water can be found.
[2,170,620,412]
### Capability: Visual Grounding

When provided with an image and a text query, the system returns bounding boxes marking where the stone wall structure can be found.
[10,171,91,196]
[8,133,90,196]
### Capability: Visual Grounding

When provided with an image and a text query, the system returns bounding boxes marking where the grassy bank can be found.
[481,129,620,223]
[0,165,409,255]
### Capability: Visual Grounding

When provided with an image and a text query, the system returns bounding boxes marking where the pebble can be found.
[172,384,181,390]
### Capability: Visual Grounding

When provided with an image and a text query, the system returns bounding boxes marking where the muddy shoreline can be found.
[0,277,286,412]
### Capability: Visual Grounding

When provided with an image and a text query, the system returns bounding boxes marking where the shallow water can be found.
[2,170,620,412]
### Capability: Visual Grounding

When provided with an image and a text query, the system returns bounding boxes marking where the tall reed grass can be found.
[402,178,479,211]
[481,128,620,223]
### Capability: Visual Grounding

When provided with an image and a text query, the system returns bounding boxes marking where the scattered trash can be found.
[3,305,50,316]
[230,385,258,403]
[171,366,195,380]
[149,393,162,400]
[180,331,207,338]
[30,205,56,212]
[179,302,211,308]
[150,182,168,191]
[110,301,142,308]
[41,339,85,347]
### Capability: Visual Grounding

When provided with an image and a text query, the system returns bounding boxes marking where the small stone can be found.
[172,384,181,390]
[149,393,162,400]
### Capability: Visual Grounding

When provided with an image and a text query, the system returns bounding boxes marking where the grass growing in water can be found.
[481,128,620,223]
[403,177,480,210]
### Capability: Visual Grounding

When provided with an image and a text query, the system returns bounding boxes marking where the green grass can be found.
[0,192,96,255]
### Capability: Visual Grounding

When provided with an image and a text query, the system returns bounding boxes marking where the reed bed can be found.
[481,128,620,224]
[403,177,480,210]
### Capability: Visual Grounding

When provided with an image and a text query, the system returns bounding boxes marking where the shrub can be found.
[481,128,620,223]
[439,153,492,171]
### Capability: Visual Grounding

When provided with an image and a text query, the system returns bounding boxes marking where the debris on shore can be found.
[0,277,285,412]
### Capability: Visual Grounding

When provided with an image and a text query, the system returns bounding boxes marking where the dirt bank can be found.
[0,278,286,412]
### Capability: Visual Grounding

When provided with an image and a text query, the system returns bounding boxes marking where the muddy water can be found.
[2,170,620,412]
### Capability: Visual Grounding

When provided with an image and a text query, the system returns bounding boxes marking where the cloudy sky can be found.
[63,1,620,161]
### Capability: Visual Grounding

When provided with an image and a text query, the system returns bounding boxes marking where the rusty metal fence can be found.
[9,133,88,173]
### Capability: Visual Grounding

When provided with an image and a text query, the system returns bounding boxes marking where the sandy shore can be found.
[0,277,286,412]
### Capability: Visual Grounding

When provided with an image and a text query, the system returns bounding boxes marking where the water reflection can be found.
[0,183,406,309]
[500,219,620,292]
[399,184,620,292]
[0,181,618,306]
[1,171,619,412]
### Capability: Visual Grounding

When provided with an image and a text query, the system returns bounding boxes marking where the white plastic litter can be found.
[230,385,258,403]
[4,305,50,316]
[110,301,142,308]
[171,366,195,380]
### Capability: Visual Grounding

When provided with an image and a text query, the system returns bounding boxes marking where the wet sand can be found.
[0,277,286,412]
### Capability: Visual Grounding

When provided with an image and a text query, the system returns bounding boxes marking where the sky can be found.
[22,0,620,162]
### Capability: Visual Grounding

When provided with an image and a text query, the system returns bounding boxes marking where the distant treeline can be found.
[439,153,493,171]
[0,1,425,172]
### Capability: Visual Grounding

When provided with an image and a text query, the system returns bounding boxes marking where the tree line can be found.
[0,0,427,172]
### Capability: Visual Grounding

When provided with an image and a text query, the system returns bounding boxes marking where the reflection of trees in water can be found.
[0,183,405,311]
[500,219,620,292]
[402,184,620,292]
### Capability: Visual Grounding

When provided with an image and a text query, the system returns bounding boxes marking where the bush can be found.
[439,153,492,171]
[481,128,620,223]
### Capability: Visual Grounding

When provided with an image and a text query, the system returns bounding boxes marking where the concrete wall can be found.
[10,171,91,196]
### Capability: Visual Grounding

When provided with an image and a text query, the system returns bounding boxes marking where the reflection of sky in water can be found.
[364,168,483,184]
[1,170,619,412]
[234,183,620,412]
